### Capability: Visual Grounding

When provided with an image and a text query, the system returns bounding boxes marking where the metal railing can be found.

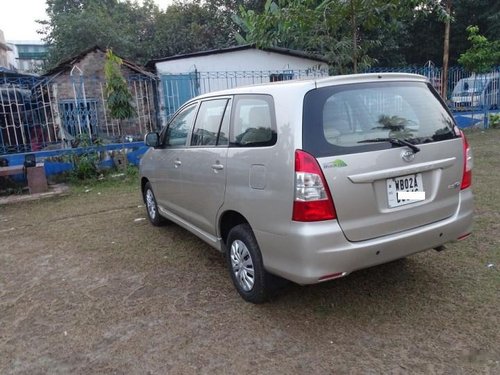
[1,75,158,154]
[364,65,500,102]
[4,64,496,155]
[160,68,329,122]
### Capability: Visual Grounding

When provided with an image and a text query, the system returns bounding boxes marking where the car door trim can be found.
[158,205,223,251]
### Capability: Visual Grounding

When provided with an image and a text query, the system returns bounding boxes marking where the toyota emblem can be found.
[401,150,415,162]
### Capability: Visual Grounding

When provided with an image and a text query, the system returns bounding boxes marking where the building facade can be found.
[6,41,48,74]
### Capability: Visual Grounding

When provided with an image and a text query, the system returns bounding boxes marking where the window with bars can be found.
[58,100,99,136]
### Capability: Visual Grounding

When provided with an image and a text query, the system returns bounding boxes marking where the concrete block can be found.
[27,164,48,194]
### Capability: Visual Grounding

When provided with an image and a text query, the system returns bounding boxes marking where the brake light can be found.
[460,131,473,190]
[292,150,336,221]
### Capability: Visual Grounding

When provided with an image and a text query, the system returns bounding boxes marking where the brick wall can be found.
[48,50,156,141]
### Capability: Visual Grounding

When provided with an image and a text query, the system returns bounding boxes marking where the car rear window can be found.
[302,81,458,157]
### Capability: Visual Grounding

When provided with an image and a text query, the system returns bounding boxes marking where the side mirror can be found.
[144,132,160,147]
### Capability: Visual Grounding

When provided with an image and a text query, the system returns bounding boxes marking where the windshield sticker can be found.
[324,159,347,169]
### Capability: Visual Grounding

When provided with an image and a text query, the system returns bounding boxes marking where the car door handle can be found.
[211,163,224,171]
[174,160,182,168]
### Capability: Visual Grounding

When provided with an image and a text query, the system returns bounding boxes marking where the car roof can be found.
[192,73,429,101]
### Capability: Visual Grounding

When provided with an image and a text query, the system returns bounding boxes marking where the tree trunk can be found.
[441,0,452,99]
[351,1,358,73]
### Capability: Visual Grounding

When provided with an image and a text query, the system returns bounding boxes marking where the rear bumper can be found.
[255,189,473,284]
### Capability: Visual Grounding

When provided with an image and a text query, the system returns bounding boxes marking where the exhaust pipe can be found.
[434,245,446,252]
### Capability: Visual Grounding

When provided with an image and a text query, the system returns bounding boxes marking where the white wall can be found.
[155,48,329,126]
[155,48,327,74]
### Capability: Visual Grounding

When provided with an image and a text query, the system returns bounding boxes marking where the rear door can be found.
[303,80,464,242]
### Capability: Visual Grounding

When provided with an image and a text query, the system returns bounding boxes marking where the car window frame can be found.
[229,94,277,148]
[189,96,233,148]
[160,101,199,148]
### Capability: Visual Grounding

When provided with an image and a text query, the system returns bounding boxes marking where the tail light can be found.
[460,131,473,190]
[293,150,336,221]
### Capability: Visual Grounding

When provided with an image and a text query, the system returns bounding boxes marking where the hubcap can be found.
[145,189,156,219]
[230,240,255,292]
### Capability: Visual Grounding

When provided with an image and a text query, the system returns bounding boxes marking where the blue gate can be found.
[161,73,199,119]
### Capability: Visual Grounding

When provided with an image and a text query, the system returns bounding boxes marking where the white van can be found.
[450,73,500,110]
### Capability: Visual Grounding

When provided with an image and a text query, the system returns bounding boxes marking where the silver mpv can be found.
[140,73,473,303]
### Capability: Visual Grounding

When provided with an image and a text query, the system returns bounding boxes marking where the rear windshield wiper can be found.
[358,138,420,153]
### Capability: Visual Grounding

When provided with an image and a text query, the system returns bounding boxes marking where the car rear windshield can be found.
[302,81,458,157]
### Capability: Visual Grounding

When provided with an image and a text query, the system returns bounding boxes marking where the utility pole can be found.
[441,0,452,99]
[351,1,358,73]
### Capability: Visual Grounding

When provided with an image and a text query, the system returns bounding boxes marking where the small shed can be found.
[147,44,329,121]
[43,46,159,143]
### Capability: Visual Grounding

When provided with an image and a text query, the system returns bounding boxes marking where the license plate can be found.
[387,173,424,208]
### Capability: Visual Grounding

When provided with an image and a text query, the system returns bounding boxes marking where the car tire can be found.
[226,224,271,304]
[143,182,165,226]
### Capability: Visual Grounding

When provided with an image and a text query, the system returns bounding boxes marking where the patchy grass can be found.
[0,130,498,374]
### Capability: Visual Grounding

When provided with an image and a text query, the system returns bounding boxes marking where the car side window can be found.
[191,99,228,147]
[230,95,276,147]
[164,104,197,147]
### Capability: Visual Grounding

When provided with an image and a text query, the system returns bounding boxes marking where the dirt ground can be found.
[1,130,499,375]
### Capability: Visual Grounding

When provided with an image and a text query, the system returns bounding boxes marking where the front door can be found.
[153,103,198,215]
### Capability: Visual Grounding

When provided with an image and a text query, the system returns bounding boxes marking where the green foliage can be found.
[124,164,139,179]
[70,153,100,180]
[234,0,399,73]
[458,26,500,73]
[104,49,136,121]
[489,113,500,129]
[401,0,500,66]
[234,0,346,71]
[68,164,139,188]
[37,0,500,71]
[39,0,259,68]
[235,0,500,69]
[40,0,149,67]
[235,0,409,73]
[66,135,101,180]
[150,1,235,58]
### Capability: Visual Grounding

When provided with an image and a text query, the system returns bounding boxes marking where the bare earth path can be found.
[0,130,499,374]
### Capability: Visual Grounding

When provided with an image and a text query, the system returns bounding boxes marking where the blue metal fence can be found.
[159,68,328,122]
